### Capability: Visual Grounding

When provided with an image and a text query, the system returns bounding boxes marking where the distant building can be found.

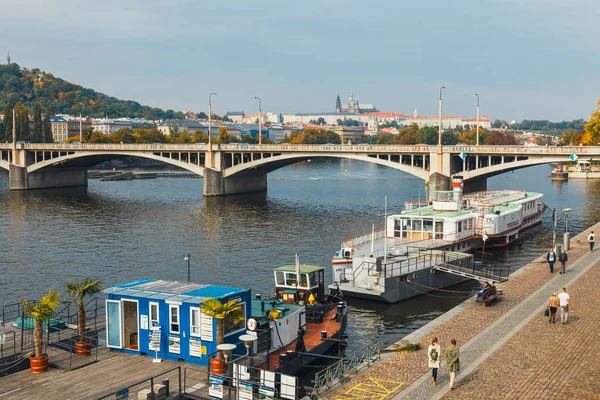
[225,111,245,123]
[50,115,92,142]
[240,124,269,140]
[267,125,294,143]
[397,113,492,130]
[338,89,377,114]
[92,118,133,134]
[157,119,220,137]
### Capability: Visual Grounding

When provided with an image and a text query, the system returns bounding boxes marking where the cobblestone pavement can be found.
[442,255,600,400]
[323,225,599,400]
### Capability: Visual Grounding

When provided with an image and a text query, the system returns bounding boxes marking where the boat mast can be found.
[370,224,375,256]
[295,253,301,289]
[384,196,388,263]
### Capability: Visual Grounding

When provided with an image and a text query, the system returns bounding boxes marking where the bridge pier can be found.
[428,172,451,199]
[203,168,267,196]
[9,165,88,190]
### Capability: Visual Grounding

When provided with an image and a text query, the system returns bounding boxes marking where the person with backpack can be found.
[588,231,596,252]
[546,248,557,273]
[427,337,441,386]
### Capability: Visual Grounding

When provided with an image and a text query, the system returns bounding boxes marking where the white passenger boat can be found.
[329,177,545,302]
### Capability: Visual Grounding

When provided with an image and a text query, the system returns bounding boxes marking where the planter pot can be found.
[30,354,48,374]
[75,341,93,356]
[210,357,226,375]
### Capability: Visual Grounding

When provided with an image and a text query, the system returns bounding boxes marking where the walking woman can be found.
[428,337,441,386]
[445,339,460,389]
[547,292,560,323]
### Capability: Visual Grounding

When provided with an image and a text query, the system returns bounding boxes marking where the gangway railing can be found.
[433,259,510,283]
[313,340,381,397]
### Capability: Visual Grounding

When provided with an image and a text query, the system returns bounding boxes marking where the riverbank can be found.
[323,222,600,399]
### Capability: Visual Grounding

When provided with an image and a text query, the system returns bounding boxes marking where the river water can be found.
[1,160,599,350]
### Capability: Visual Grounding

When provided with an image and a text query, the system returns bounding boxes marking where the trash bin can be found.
[554,243,562,255]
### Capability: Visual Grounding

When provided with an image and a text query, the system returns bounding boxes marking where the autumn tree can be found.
[217,127,235,144]
[32,102,42,142]
[110,128,135,143]
[484,131,519,145]
[581,99,600,146]
[88,131,113,143]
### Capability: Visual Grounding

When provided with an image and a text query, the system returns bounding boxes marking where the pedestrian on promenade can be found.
[445,339,460,390]
[427,337,441,386]
[559,249,568,274]
[558,287,571,324]
[588,231,596,252]
[547,292,560,323]
[546,248,557,273]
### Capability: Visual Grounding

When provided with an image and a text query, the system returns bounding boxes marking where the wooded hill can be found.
[0,63,183,119]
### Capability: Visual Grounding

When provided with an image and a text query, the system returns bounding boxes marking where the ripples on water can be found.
[1,160,599,349]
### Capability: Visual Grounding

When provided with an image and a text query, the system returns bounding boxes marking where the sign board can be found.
[190,338,202,357]
[459,151,468,160]
[259,385,275,400]
[570,153,578,162]
[169,335,180,354]
[238,381,253,400]
[115,388,129,399]
[149,327,161,351]
[140,315,149,330]
[208,374,224,399]
[246,318,257,331]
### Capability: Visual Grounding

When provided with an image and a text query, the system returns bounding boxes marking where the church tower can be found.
[336,95,342,113]
[348,89,355,113]
[7,50,10,65]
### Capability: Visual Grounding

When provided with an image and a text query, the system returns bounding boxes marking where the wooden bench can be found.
[475,286,503,306]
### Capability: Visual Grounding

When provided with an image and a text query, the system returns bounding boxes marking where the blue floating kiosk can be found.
[103,279,250,365]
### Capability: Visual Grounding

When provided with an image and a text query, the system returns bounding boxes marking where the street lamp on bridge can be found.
[208,93,217,145]
[438,86,446,155]
[254,96,262,145]
[184,254,191,282]
[475,93,480,146]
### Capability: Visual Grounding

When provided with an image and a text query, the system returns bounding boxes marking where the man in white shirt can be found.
[589,231,596,252]
[557,287,571,324]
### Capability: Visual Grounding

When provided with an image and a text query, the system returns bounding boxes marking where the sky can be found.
[1,0,599,121]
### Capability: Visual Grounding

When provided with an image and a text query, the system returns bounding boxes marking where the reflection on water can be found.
[1,159,599,349]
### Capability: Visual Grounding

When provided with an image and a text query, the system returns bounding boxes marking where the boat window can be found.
[423,220,433,232]
[435,221,443,239]
[275,271,285,285]
[458,222,462,233]
[309,272,317,287]
[285,272,298,287]
[224,302,246,335]
[413,219,422,231]
[300,273,308,287]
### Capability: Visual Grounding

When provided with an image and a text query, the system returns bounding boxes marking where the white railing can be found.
[342,228,386,248]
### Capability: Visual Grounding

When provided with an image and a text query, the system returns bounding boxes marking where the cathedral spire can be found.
[336,94,342,113]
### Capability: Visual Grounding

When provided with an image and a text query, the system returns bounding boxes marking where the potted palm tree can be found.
[20,289,60,373]
[64,277,103,356]
[200,297,245,374]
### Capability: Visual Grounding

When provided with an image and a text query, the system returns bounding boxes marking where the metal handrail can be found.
[313,340,381,396]
[97,366,182,400]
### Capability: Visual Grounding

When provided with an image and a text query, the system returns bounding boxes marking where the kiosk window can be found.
[169,305,180,334]
[149,302,159,327]
[190,307,201,337]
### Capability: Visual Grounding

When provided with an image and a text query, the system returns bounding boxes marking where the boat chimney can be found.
[452,176,464,207]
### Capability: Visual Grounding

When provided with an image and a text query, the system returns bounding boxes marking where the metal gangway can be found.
[431,252,510,284]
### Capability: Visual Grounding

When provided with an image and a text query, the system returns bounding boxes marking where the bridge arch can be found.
[0,159,8,171]
[222,152,430,180]
[457,156,571,180]
[26,151,205,176]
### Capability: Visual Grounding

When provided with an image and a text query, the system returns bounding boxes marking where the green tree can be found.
[43,113,53,143]
[81,126,93,142]
[197,112,208,119]
[134,128,168,143]
[420,126,438,145]
[441,132,458,145]
[32,102,42,142]
[20,290,60,360]
[3,104,12,141]
[64,278,103,343]
[581,99,600,146]
[191,131,208,143]
[200,298,244,352]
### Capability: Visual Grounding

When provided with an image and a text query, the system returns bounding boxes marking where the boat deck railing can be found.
[342,227,387,249]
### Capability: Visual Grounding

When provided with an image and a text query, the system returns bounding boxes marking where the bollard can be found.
[563,232,570,251]
[162,378,170,397]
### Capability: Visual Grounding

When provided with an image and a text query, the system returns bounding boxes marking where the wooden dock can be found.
[0,348,207,400]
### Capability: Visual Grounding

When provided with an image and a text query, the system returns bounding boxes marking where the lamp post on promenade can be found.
[437,86,446,168]
[208,93,217,145]
[184,254,191,282]
[254,96,262,145]
[475,93,480,146]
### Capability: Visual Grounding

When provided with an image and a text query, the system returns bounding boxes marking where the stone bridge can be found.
[1,143,598,196]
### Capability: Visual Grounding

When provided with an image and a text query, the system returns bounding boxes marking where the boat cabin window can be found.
[149,302,159,327]
[276,271,285,285]
[223,301,246,335]
[169,304,180,334]
[286,272,298,287]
